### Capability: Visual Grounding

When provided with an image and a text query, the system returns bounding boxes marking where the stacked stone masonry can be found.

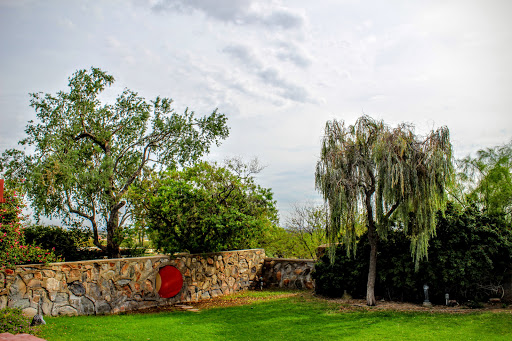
[262,258,315,290]
[0,249,267,316]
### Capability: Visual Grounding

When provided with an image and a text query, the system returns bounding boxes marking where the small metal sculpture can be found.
[31,299,46,326]
[423,284,429,302]
[422,284,432,307]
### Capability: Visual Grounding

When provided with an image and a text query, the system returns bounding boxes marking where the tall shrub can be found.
[0,187,59,269]
[145,161,278,254]
[24,224,91,262]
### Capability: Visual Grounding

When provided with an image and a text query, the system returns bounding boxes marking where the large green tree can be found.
[1,67,229,258]
[315,116,453,305]
[143,160,278,254]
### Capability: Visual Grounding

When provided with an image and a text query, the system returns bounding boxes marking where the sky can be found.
[1,0,511,223]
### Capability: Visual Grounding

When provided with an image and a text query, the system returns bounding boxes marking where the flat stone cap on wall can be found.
[264,257,315,263]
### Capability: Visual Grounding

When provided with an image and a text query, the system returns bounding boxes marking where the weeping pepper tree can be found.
[315,116,453,306]
[0,67,229,258]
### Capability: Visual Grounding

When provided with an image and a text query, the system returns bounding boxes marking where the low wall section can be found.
[0,249,266,316]
[262,258,315,290]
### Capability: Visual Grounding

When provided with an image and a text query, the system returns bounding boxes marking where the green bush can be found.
[24,225,91,262]
[417,203,512,303]
[313,241,368,298]
[313,202,512,303]
[0,307,36,334]
[145,161,278,254]
[120,247,147,257]
[0,187,59,269]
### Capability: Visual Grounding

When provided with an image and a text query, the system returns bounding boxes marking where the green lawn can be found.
[38,291,512,341]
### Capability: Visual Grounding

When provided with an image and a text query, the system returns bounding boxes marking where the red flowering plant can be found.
[0,184,60,270]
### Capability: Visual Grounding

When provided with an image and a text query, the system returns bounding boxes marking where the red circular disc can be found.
[156,266,183,298]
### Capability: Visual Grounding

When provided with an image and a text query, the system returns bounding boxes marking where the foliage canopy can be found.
[285,202,327,259]
[144,160,278,254]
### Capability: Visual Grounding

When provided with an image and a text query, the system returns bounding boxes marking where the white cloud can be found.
[151,0,305,29]
[222,43,315,104]
[222,44,261,68]
[274,41,312,68]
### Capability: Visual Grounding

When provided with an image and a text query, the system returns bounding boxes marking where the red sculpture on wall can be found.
[155,265,183,298]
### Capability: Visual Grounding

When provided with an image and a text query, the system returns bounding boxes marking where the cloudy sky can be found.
[1,0,511,222]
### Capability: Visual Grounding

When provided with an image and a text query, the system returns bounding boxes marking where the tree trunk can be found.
[89,218,106,252]
[366,223,378,306]
[365,181,378,306]
[106,209,122,259]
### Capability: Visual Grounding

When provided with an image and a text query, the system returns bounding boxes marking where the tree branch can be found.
[66,192,94,221]
[66,191,105,251]
[384,200,401,220]
[119,208,131,229]
[113,138,146,173]
[74,132,107,153]
[117,139,158,199]
[113,200,126,212]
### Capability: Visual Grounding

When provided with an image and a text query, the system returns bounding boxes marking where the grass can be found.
[37,291,512,341]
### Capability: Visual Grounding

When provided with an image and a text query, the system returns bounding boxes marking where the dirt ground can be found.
[132,291,512,315]
[325,296,512,314]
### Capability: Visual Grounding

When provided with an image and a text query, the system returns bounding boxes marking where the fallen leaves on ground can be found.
[129,290,512,315]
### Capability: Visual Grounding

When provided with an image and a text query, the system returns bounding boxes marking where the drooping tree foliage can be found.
[0,67,229,258]
[315,116,453,305]
[457,141,512,221]
[142,160,278,254]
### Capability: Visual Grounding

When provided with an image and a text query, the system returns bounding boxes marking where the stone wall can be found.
[261,258,315,290]
[0,249,266,316]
